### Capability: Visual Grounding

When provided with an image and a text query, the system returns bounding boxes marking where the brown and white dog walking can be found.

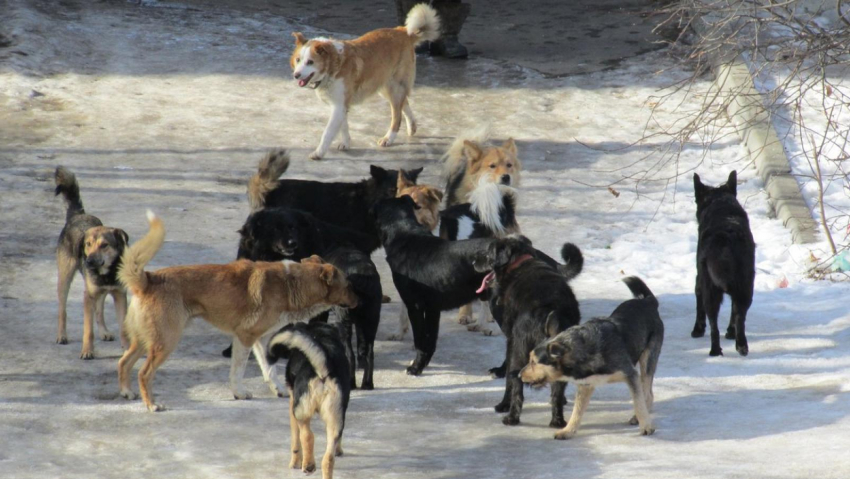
[290,4,440,160]
[116,211,358,412]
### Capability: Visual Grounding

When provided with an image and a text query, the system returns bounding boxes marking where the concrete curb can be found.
[694,19,818,244]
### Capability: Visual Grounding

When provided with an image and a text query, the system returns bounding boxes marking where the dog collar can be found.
[476,253,535,294]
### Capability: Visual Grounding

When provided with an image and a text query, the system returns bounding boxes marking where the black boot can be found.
[429,2,470,59]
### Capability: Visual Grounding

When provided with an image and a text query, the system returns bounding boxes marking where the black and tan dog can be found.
[473,236,582,427]
[693,171,755,356]
[520,277,663,440]
[54,166,129,359]
[268,322,350,479]
[116,212,358,412]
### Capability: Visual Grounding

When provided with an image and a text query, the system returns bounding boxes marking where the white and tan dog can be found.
[290,4,440,160]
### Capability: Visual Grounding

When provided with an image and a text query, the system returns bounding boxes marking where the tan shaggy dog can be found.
[442,126,523,327]
[290,4,440,160]
[116,212,358,412]
[396,171,443,232]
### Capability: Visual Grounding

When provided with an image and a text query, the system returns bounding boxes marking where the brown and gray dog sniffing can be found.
[54,166,129,359]
[520,277,664,440]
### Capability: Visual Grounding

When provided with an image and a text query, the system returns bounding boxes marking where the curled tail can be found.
[622,276,658,309]
[268,324,329,378]
[248,149,290,211]
[118,210,165,295]
[442,124,491,182]
[559,243,584,281]
[54,166,85,221]
[405,3,441,44]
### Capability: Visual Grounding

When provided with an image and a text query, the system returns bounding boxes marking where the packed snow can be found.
[1,1,849,478]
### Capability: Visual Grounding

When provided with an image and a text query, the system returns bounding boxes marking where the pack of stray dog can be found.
[46,5,765,477]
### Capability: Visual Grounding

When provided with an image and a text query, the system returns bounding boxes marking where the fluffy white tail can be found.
[469,179,516,236]
[118,210,165,295]
[268,327,329,378]
[405,3,441,44]
[441,124,491,180]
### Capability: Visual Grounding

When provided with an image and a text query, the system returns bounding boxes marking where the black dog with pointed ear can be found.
[473,235,583,428]
[692,170,755,357]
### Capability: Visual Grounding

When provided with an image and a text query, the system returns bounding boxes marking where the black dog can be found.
[267,322,350,477]
[248,149,422,252]
[693,171,755,356]
[520,277,663,439]
[229,207,382,390]
[473,236,582,427]
[373,195,493,376]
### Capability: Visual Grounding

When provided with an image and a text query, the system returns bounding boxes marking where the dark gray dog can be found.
[520,277,663,440]
[55,167,129,359]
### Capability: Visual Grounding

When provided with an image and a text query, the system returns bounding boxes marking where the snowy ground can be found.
[1,1,849,478]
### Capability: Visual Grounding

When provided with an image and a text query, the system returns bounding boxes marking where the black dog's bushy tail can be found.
[558,243,584,281]
[622,276,658,309]
[248,149,290,211]
[54,166,85,221]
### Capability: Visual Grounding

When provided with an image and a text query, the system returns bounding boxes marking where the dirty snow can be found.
[1,1,849,478]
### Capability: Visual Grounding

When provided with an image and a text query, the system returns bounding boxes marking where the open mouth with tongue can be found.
[476,270,496,294]
[297,72,315,88]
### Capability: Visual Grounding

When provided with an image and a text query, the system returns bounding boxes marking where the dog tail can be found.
[248,149,290,211]
[469,179,516,236]
[442,124,491,181]
[558,243,584,281]
[622,276,658,309]
[405,3,441,44]
[54,166,85,221]
[268,324,329,378]
[118,210,165,295]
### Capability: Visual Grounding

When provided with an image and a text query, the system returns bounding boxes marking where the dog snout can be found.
[500,175,511,185]
[293,71,301,79]
[85,255,103,268]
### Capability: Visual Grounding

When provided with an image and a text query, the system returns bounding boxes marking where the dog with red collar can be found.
[473,236,583,427]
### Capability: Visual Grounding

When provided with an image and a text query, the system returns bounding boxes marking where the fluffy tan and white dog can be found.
[116,212,358,412]
[290,4,440,160]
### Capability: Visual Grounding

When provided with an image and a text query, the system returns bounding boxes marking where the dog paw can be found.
[691,327,705,338]
[147,403,166,412]
[479,327,497,337]
[502,415,520,426]
[336,141,350,151]
[303,462,316,474]
[387,330,407,341]
[100,332,115,342]
[377,137,393,147]
[709,347,723,357]
[56,336,68,345]
[457,314,474,325]
[549,417,567,429]
[494,402,510,413]
[407,122,417,136]
[233,390,253,400]
[466,323,482,332]
[360,381,374,391]
[489,367,506,379]
[335,446,344,457]
[80,350,95,360]
[629,415,639,426]
[725,329,736,340]
[308,150,323,161]
[736,343,749,356]
[406,365,422,376]
[289,454,301,469]
[268,379,287,398]
[640,424,656,436]
[554,430,576,440]
[381,294,391,304]
[119,389,137,400]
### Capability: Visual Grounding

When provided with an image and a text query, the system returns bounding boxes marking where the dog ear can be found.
[313,42,334,57]
[319,264,336,285]
[693,173,705,201]
[402,167,423,184]
[427,188,444,203]
[547,341,565,359]
[462,140,483,164]
[492,242,512,269]
[502,138,517,156]
[726,170,737,196]
[370,165,388,182]
[517,235,532,246]
[301,255,324,265]
[114,229,129,246]
[544,312,561,338]
[397,171,414,191]
[292,32,307,47]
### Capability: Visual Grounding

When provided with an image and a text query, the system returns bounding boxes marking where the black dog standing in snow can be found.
[473,236,583,427]
[692,171,755,356]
